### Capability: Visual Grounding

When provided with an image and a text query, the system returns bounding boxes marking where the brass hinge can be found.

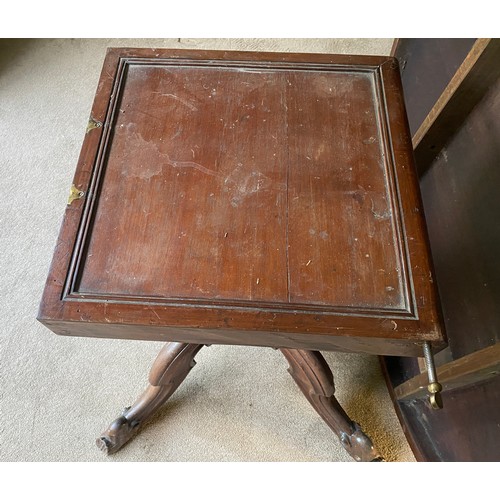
[68,184,85,205]
[86,116,102,134]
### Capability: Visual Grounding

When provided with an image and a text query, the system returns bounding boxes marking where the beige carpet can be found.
[0,38,415,462]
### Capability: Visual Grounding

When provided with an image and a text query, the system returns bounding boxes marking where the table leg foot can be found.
[97,342,203,455]
[280,348,383,462]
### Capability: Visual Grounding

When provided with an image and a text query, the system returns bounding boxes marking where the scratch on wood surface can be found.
[149,306,160,320]
[123,131,219,178]
[370,198,391,220]
[133,108,165,122]
[153,92,198,111]
[223,165,283,207]
[166,156,218,176]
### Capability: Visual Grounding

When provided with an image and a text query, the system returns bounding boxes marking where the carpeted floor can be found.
[0,38,415,462]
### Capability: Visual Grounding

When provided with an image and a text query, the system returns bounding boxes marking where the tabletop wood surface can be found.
[38,48,446,356]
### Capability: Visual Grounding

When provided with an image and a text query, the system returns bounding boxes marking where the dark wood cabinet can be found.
[384,38,500,461]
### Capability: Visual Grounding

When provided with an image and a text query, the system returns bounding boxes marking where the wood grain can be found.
[286,70,404,309]
[78,64,289,302]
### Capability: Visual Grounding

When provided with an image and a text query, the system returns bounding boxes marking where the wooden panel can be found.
[382,354,420,388]
[77,64,289,302]
[38,49,445,356]
[379,356,426,461]
[393,38,476,137]
[397,376,500,461]
[286,70,404,309]
[394,343,500,400]
[43,319,435,357]
[420,76,500,359]
[413,39,500,174]
[383,39,500,461]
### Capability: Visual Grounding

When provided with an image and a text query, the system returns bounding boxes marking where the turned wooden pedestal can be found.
[38,48,445,461]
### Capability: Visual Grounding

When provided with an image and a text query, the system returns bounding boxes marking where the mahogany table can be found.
[38,48,446,461]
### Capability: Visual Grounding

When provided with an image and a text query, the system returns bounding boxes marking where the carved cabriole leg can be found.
[97,342,203,455]
[280,348,383,462]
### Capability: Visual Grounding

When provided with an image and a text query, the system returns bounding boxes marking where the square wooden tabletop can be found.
[38,48,446,356]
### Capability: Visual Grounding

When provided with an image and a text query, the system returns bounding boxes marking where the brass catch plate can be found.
[68,184,85,205]
[86,116,102,134]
